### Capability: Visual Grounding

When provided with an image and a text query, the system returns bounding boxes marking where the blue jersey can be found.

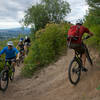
[0,46,19,59]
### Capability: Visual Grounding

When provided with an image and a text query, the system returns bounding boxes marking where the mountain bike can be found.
[16,50,25,66]
[68,36,93,85]
[0,59,15,91]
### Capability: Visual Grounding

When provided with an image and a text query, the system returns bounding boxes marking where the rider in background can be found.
[16,38,24,57]
[67,19,94,72]
[0,41,19,71]
[24,36,31,55]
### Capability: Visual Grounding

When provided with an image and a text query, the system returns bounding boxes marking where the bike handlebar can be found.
[83,35,91,41]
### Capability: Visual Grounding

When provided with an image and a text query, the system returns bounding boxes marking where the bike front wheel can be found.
[68,59,81,85]
[0,70,9,91]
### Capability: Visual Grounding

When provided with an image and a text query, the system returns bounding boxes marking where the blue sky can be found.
[0,0,89,29]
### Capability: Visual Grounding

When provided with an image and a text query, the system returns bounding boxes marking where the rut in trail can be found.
[0,49,100,100]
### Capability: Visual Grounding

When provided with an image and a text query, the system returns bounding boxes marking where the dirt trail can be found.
[0,49,100,100]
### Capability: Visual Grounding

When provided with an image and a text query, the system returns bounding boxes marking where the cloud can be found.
[66,0,89,24]
[0,0,40,28]
[0,0,88,28]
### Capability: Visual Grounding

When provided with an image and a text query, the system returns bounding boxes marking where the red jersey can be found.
[68,25,90,44]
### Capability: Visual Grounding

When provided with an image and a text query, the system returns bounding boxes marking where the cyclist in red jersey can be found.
[67,19,94,72]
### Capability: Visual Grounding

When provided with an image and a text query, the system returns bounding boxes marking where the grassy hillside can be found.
[22,23,70,77]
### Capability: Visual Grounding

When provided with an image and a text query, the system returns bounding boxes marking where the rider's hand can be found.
[16,57,19,60]
[89,32,94,36]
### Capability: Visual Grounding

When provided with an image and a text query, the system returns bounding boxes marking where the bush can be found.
[85,25,100,50]
[22,23,70,77]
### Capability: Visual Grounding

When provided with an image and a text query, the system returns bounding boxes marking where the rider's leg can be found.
[11,62,16,72]
[85,47,93,66]
[81,43,88,72]
[81,53,88,72]
[24,45,27,55]
[82,53,86,67]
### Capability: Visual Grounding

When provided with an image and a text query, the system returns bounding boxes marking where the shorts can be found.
[19,49,24,52]
[5,57,16,66]
[24,42,30,46]
[68,42,86,54]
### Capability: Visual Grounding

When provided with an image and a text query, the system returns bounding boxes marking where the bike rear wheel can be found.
[0,70,9,91]
[68,59,81,85]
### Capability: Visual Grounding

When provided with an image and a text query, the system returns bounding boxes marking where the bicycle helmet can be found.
[76,19,83,25]
[19,39,23,42]
[20,38,24,41]
[25,36,28,39]
[7,41,13,46]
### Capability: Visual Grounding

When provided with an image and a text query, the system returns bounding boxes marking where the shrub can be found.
[22,23,70,77]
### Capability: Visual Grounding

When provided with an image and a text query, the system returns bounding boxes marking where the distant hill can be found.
[0,27,30,40]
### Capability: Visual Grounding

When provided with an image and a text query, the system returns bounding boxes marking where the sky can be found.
[0,0,89,29]
[66,0,89,24]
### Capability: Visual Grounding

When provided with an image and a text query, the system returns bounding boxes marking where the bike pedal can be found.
[82,67,88,72]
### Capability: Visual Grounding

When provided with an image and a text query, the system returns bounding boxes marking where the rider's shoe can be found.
[82,66,88,72]
[12,67,15,72]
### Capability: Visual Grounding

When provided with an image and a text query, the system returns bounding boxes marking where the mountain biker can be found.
[67,19,94,72]
[24,36,31,55]
[16,39,24,57]
[24,36,31,46]
[0,41,20,71]
[20,37,24,42]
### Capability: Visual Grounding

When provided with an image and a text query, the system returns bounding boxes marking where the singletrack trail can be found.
[0,49,100,100]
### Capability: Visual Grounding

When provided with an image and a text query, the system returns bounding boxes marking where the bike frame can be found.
[74,50,83,67]
[4,61,14,77]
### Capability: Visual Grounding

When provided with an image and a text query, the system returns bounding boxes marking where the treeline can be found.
[85,0,100,49]
[0,28,30,41]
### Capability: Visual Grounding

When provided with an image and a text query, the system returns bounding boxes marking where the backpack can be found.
[67,25,81,48]
[67,25,80,41]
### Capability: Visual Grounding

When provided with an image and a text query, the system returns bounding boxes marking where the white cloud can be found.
[0,0,89,28]
[0,0,40,29]
[66,0,89,24]
[0,21,20,29]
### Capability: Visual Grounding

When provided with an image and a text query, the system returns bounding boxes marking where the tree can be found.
[41,0,71,23]
[22,0,71,32]
[22,4,49,31]
[85,0,100,26]
[84,0,100,46]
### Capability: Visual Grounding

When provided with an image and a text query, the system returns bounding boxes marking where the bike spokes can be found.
[0,70,9,91]
[68,59,81,85]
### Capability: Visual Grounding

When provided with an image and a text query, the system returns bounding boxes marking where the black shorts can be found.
[24,42,30,46]
[19,49,24,52]
[68,42,86,54]
[5,57,16,66]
